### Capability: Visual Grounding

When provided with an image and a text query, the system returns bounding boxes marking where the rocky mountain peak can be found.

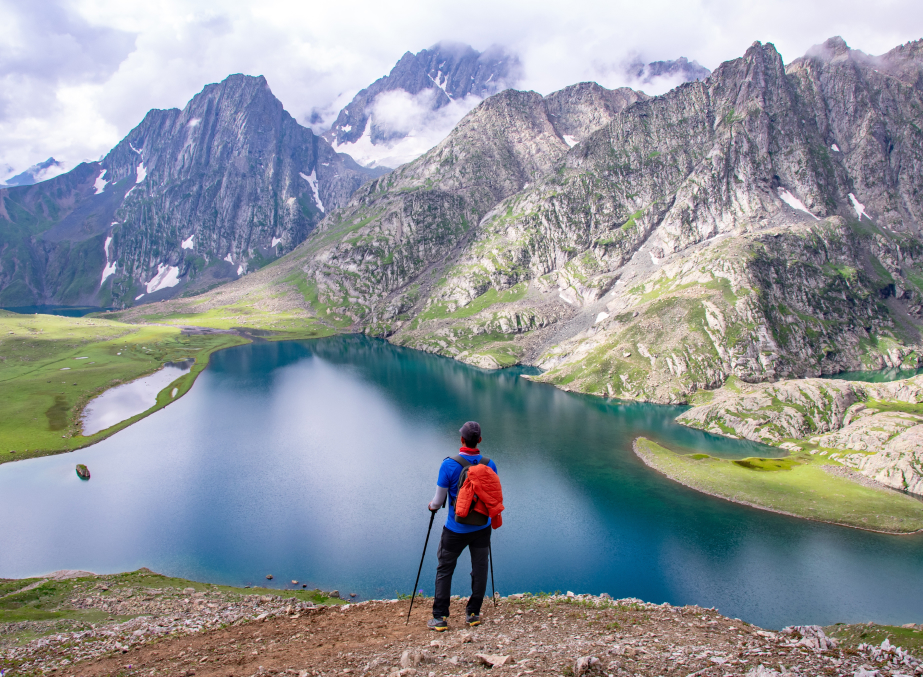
[625,56,711,86]
[321,42,522,169]
[0,72,378,307]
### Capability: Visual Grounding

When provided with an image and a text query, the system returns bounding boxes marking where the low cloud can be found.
[333,89,486,168]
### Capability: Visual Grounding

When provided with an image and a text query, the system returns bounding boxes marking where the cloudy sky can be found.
[2,0,922,178]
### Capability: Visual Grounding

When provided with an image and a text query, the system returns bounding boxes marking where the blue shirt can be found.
[438,452,498,533]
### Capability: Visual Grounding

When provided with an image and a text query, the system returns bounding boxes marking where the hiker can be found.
[426,420,504,631]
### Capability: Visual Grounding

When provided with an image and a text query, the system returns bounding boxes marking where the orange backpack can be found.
[451,455,505,529]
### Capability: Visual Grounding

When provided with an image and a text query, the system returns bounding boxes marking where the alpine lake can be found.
[1,335,921,630]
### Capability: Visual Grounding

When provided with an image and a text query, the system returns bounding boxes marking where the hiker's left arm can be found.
[428,486,448,511]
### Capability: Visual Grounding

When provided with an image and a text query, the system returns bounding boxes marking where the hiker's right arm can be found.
[428,486,447,511]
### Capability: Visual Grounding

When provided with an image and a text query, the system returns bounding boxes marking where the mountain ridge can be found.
[115,36,923,407]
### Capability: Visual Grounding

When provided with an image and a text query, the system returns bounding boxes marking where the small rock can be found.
[566,591,575,598]
[328,590,341,599]
[461,632,473,643]
[400,650,424,668]
[266,575,273,580]
[183,588,195,595]
[477,654,512,668]
[575,656,600,676]
[746,667,781,677]
[350,592,357,597]
[622,351,631,357]
[291,580,298,585]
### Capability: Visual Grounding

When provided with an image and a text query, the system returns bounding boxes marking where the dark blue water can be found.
[1,336,921,629]
[1,305,112,317]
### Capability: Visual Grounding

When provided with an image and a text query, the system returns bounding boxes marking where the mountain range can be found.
[5,36,922,406]
[109,35,923,405]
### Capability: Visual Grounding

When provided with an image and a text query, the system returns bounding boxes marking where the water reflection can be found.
[81,361,192,435]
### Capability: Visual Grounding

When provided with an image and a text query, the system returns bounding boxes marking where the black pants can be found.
[432,526,491,618]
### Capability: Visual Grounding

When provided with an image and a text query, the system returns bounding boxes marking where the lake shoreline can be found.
[632,437,923,536]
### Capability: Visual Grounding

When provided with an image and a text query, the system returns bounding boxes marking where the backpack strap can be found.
[448,455,474,508]
[450,454,472,468]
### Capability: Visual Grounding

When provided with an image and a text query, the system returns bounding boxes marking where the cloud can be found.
[1,0,922,175]
[332,89,486,168]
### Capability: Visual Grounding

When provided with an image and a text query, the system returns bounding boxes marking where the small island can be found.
[75,464,90,480]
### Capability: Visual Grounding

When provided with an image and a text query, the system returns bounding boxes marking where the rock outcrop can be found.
[678,374,923,496]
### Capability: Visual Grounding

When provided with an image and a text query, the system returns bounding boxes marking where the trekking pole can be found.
[488,542,497,607]
[406,509,437,624]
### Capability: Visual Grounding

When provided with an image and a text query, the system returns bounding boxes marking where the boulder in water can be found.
[76,464,90,480]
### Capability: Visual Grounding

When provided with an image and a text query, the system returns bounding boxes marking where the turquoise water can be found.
[1,336,921,629]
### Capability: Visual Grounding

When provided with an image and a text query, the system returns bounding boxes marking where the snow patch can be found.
[271,237,282,248]
[100,235,117,286]
[341,124,352,133]
[129,142,142,156]
[777,188,819,220]
[849,193,869,220]
[563,135,578,148]
[93,169,108,194]
[831,143,840,152]
[224,253,233,264]
[237,264,245,276]
[299,170,325,212]
[145,264,181,293]
[135,163,147,183]
[181,234,194,250]
[187,118,201,128]
[135,293,145,300]
[595,312,610,325]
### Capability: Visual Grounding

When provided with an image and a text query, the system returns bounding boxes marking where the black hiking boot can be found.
[466,613,481,627]
[428,617,448,632]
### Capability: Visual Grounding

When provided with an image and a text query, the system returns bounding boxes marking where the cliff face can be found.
[0,74,377,307]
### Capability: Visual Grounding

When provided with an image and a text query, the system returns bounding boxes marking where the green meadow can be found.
[633,437,923,534]
[0,310,248,464]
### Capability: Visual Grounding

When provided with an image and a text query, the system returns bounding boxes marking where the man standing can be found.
[426,421,498,631]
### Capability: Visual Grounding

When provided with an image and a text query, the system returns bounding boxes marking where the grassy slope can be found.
[827,623,923,654]
[633,437,923,534]
[0,311,248,464]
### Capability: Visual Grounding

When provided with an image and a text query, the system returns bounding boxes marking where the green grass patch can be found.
[826,623,923,654]
[634,437,923,533]
[0,312,249,464]
[418,284,528,322]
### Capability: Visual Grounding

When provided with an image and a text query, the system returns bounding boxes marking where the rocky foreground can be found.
[2,570,922,677]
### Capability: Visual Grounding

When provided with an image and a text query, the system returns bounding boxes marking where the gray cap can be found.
[459,421,481,442]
